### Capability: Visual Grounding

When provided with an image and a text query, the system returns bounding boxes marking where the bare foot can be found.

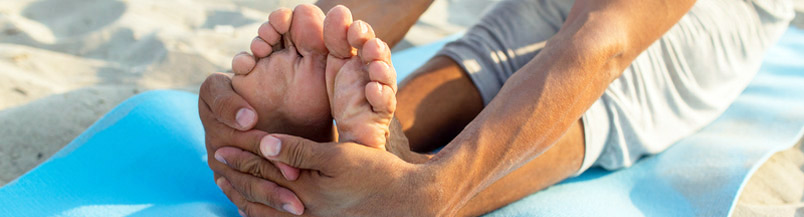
[230,4,333,142]
[323,6,398,149]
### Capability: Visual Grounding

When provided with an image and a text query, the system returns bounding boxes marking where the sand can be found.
[0,0,802,215]
[0,0,495,186]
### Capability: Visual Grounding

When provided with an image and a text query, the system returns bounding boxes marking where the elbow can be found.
[548,8,636,82]
[547,30,629,83]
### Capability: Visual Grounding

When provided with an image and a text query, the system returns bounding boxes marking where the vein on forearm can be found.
[430,0,697,213]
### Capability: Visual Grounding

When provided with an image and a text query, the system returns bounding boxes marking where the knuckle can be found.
[287,140,309,168]
[199,77,213,96]
[207,154,217,168]
[205,75,235,116]
[243,158,264,178]
[240,179,257,202]
[223,128,238,144]
[210,94,229,115]
[200,73,226,95]
[251,134,265,157]
[240,203,253,217]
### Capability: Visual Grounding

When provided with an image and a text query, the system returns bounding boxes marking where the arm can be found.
[431,0,697,215]
[315,0,434,48]
[209,1,698,216]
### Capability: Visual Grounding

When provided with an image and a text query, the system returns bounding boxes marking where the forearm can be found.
[315,0,434,48]
[430,38,612,215]
[456,120,585,216]
[427,0,696,214]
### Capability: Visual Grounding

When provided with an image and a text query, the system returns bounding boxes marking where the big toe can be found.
[289,4,327,56]
[323,5,355,58]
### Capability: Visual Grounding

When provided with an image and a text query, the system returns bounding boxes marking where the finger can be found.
[259,134,334,171]
[215,146,300,181]
[222,174,304,216]
[232,52,257,75]
[275,161,300,181]
[198,73,258,131]
[217,169,304,215]
[217,177,302,216]
[200,111,268,154]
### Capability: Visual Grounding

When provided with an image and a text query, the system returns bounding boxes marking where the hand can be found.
[213,134,449,216]
[198,73,304,213]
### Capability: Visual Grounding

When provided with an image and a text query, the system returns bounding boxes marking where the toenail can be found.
[373,82,383,95]
[236,108,256,129]
[260,135,281,157]
[359,22,368,34]
[377,61,389,70]
[381,41,389,52]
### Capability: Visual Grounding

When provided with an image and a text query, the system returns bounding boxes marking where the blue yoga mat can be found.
[1,28,803,216]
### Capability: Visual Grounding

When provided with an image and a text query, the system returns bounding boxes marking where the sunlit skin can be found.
[200,0,699,216]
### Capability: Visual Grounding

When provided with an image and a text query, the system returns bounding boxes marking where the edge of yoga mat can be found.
[727,128,804,216]
[725,27,804,217]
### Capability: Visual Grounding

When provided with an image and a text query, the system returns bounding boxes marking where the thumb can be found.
[259,134,332,171]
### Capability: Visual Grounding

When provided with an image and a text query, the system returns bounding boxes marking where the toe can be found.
[269,8,292,34]
[359,38,391,63]
[232,52,257,75]
[347,21,376,52]
[290,4,327,56]
[368,61,397,93]
[323,5,355,59]
[257,21,282,47]
[250,37,273,58]
[365,81,397,115]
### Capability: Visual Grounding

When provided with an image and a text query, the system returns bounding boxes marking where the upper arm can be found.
[550,0,697,80]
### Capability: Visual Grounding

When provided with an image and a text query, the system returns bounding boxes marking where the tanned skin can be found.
[202,0,698,215]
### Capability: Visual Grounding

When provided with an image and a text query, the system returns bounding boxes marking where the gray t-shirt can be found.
[437,0,794,174]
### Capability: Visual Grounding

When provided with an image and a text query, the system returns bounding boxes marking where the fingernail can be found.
[283,203,302,215]
[260,135,281,157]
[279,167,288,180]
[214,152,227,165]
[275,162,298,181]
[216,177,225,189]
[235,108,255,129]
[238,209,246,217]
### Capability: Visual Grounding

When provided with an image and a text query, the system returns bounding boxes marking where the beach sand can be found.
[0,0,492,186]
[0,0,802,215]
